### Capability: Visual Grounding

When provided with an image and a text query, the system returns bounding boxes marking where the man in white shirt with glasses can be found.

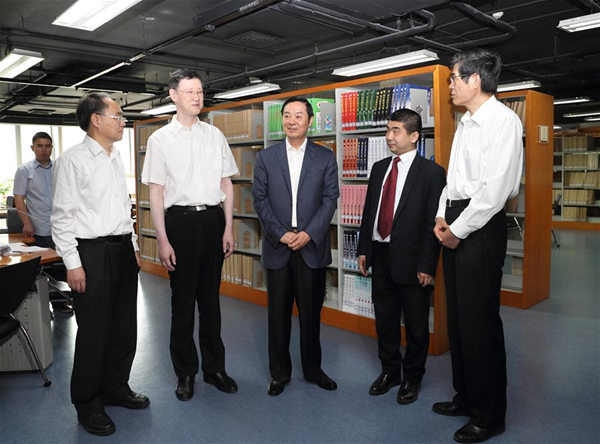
[142,69,239,402]
[52,92,148,437]
[433,49,523,443]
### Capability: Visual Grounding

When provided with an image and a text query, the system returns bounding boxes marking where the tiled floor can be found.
[0,229,598,443]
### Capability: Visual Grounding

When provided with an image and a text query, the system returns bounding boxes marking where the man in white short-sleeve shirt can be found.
[142,69,239,401]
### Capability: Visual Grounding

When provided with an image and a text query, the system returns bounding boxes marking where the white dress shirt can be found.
[436,95,523,239]
[51,135,138,270]
[142,116,239,209]
[286,137,308,228]
[373,149,417,242]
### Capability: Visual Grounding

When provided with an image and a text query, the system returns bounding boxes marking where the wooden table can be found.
[0,233,61,266]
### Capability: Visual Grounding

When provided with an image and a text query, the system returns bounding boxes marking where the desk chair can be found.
[0,256,52,386]
[551,194,561,248]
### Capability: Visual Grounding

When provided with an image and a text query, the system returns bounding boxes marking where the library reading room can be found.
[0,1,598,444]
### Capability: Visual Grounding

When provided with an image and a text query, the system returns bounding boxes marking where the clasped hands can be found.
[433,217,461,249]
[280,231,310,251]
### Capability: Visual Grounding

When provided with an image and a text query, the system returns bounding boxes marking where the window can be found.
[60,126,86,154]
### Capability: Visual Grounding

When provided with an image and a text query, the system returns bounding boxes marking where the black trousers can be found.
[165,207,226,378]
[443,207,508,429]
[71,236,139,418]
[371,242,430,382]
[267,250,326,382]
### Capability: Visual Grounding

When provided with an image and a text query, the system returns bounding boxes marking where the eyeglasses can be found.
[178,89,204,98]
[450,73,472,83]
[97,114,128,123]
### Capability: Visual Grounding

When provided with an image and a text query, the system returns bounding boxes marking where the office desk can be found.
[0,233,61,266]
[0,233,56,372]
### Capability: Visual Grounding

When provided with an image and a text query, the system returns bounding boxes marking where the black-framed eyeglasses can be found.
[450,73,472,83]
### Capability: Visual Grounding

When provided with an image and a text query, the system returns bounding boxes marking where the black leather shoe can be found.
[203,372,238,394]
[103,391,150,409]
[306,371,337,391]
[454,422,505,443]
[78,413,116,436]
[267,379,287,396]
[397,380,421,405]
[175,376,195,401]
[369,373,402,396]
[433,401,470,417]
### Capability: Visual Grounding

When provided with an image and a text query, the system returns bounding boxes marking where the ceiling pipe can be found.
[577,0,600,12]
[446,2,517,48]
[204,9,436,88]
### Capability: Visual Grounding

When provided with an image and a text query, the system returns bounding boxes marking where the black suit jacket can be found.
[357,154,446,285]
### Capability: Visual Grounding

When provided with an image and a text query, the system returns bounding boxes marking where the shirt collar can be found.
[84,134,118,159]
[461,95,497,126]
[171,115,202,135]
[392,149,417,164]
[33,159,52,169]
[285,137,308,153]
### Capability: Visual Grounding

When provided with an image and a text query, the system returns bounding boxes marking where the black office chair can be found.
[0,256,52,387]
[551,194,561,247]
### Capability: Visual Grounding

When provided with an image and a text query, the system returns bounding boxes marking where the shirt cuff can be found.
[449,219,470,240]
[435,206,446,221]
[62,251,82,270]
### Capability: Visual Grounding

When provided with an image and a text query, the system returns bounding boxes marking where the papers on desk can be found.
[0,244,10,256]
[6,243,48,253]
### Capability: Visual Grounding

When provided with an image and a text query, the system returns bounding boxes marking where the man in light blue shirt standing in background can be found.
[13,131,55,248]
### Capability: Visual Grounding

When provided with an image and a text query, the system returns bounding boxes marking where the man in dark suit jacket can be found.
[253,96,339,396]
[358,108,445,405]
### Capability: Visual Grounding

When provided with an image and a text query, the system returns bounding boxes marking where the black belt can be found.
[167,205,220,213]
[446,198,471,208]
[78,233,132,243]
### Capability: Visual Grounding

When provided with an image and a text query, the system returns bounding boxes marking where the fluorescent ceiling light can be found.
[558,12,600,32]
[141,103,177,115]
[214,82,281,100]
[563,111,600,118]
[584,116,600,121]
[71,61,129,88]
[0,49,44,79]
[497,80,541,92]
[554,96,591,105]
[553,125,562,130]
[53,0,142,31]
[332,50,439,77]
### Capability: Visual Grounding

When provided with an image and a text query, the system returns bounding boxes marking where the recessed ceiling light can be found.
[53,0,143,32]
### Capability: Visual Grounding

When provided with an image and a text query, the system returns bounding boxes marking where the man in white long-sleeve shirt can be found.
[51,92,149,437]
[432,49,523,444]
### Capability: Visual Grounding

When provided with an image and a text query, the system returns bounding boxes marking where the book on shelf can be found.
[499,98,525,127]
[564,152,599,169]
[341,84,432,132]
[562,135,594,152]
[212,109,263,142]
[306,98,336,135]
[140,236,160,264]
[137,183,150,205]
[342,274,374,319]
[342,230,360,270]
[222,253,265,290]
[342,136,391,178]
[563,189,595,205]
[137,124,166,151]
[268,103,284,139]
[564,171,600,188]
[232,219,259,249]
[561,206,588,222]
[138,208,156,234]
[231,146,261,178]
[233,184,255,215]
[324,268,339,305]
[340,185,368,225]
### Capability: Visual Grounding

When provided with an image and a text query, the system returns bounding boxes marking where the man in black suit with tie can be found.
[357,108,445,404]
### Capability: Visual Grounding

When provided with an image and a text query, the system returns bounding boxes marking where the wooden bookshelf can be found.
[497,90,554,309]
[552,128,600,231]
